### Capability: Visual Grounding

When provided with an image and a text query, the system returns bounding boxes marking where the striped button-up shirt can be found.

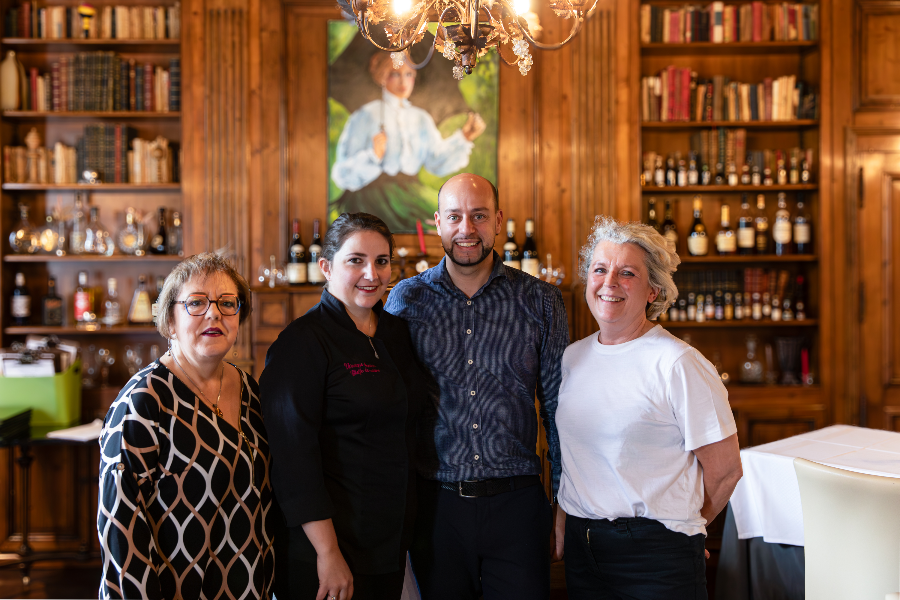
[385,252,569,494]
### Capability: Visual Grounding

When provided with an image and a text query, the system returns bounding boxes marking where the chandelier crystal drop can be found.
[336,0,598,77]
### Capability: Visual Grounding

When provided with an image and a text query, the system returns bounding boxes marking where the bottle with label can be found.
[662,199,678,254]
[776,154,788,185]
[38,205,60,253]
[793,194,812,254]
[754,194,769,254]
[687,154,699,186]
[653,155,665,187]
[287,219,308,285]
[737,195,755,255]
[102,278,121,328]
[149,207,168,254]
[502,220,521,269]
[713,274,725,320]
[665,156,677,187]
[42,276,63,326]
[773,193,793,255]
[11,272,31,326]
[308,219,326,285]
[740,335,764,383]
[794,275,807,321]
[716,204,737,255]
[167,211,184,256]
[128,275,154,323]
[726,161,738,187]
[69,194,87,254]
[741,155,751,185]
[8,202,40,254]
[117,207,145,255]
[751,160,761,186]
[521,219,540,277]
[74,271,93,322]
[701,163,711,186]
[686,196,708,257]
[800,159,811,183]
[714,162,725,185]
[704,273,715,320]
[789,154,800,184]
[676,159,687,187]
[646,198,659,232]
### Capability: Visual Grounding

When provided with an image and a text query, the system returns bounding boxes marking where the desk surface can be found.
[730,425,900,546]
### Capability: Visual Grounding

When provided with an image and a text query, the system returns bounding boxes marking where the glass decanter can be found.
[740,335,764,383]
[8,202,40,254]
[117,208,147,256]
[69,194,87,254]
[84,206,114,255]
[38,205,60,254]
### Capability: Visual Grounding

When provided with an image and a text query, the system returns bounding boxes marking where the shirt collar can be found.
[382,88,411,109]
[319,287,384,335]
[426,251,509,298]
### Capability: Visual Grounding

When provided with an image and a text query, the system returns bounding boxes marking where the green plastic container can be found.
[0,361,82,427]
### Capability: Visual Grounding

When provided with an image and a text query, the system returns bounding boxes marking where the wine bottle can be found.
[8,202,40,254]
[794,275,807,321]
[773,193,793,256]
[308,219,326,285]
[502,219,521,270]
[102,278,121,328]
[736,194,755,255]
[74,271,93,322]
[665,156,677,187]
[713,274,724,321]
[704,273,715,321]
[69,194,87,254]
[521,219,540,277]
[167,211,184,256]
[149,207,168,254]
[754,194,769,254]
[128,275,154,323]
[647,198,659,232]
[793,194,812,254]
[662,199,678,254]
[715,203,736,256]
[686,196,708,257]
[11,272,31,326]
[42,276,63,326]
[287,219,308,285]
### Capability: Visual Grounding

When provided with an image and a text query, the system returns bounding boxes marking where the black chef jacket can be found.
[259,288,427,574]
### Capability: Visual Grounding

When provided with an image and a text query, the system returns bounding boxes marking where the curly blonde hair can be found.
[578,216,681,320]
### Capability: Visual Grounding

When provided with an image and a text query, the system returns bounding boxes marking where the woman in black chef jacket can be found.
[260,212,426,600]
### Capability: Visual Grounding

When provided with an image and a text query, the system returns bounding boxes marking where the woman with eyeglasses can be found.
[98,252,274,600]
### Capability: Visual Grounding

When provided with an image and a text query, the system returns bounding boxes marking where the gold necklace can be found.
[169,350,225,418]
[366,311,379,359]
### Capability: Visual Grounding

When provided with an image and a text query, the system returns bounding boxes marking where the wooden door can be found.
[854,134,900,431]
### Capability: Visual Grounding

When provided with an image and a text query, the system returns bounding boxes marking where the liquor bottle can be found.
[8,202,40,254]
[724,273,734,320]
[128,275,154,323]
[733,277,744,320]
[38,206,60,253]
[794,275,807,321]
[502,219,521,269]
[715,204,736,256]
[74,271,93,322]
[789,154,800,184]
[793,194,812,254]
[686,274,697,322]
[726,161,738,187]
[84,206,113,255]
[714,162,725,185]
[287,219,308,285]
[771,294,782,321]
[521,219,540,277]
[676,283,688,321]
[740,335,763,383]
[654,156,665,187]
[167,211,184,256]
[737,195,755,255]
[662,200,678,254]
[800,159,811,183]
[754,195,769,254]
[751,160,761,186]
[773,193,793,256]
[647,198,659,232]
[714,275,724,320]
[686,196,708,257]
[665,157,677,187]
[694,277,705,323]
[117,208,145,255]
[776,153,788,185]
[763,165,773,186]
[42,276,63,326]
[741,155,751,185]
[676,159,687,187]
[149,207,168,254]
[10,272,31,325]
[69,194,87,254]
[307,219,326,285]
[704,273,715,320]
[687,154,699,186]
[701,163,711,186]
[101,278,121,328]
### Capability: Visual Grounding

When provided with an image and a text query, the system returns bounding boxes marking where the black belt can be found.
[439,475,541,498]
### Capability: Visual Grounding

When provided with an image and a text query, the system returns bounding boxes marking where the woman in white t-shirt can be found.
[552,216,742,600]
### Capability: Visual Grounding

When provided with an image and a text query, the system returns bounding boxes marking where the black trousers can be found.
[564,515,707,600]
[272,558,404,600]
[409,477,552,600]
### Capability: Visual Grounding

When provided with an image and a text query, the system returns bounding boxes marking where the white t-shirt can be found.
[557,325,737,537]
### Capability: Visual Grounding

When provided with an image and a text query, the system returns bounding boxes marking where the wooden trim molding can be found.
[854,0,900,111]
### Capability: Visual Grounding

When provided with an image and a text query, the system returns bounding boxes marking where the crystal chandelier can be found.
[335,0,599,78]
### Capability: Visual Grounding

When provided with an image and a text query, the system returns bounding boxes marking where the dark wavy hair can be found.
[322,212,395,263]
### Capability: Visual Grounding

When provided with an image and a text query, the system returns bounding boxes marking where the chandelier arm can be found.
[405,4,459,69]
[359,14,421,52]
[494,0,599,50]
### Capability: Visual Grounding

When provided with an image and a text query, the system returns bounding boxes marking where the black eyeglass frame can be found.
[173,294,242,317]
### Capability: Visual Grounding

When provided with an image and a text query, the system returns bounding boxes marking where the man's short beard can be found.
[442,240,493,267]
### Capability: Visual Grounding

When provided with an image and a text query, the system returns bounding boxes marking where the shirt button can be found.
[466,329,472,334]
[470,390,476,396]
[467,301,472,306]
[474,455,480,460]
[468,359,473,365]
[117,463,125,471]
[473,423,478,429]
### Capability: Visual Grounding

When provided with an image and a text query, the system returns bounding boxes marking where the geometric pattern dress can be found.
[98,361,274,600]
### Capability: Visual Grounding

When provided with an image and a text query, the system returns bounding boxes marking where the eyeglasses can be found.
[174,294,241,317]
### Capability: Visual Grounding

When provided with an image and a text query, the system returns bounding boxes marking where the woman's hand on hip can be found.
[316,548,354,600]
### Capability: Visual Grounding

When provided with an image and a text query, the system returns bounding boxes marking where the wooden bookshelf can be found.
[0,38,180,52]
[641,120,819,129]
[641,41,818,56]
[679,254,817,264]
[642,184,817,193]
[4,325,161,335]
[4,254,182,263]
[2,183,181,191]
[2,111,181,119]
[660,319,818,329]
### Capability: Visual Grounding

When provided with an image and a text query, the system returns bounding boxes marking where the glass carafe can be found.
[740,335,764,383]
[117,208,146,255]
[8,202,40,254]
[84,206,114,255]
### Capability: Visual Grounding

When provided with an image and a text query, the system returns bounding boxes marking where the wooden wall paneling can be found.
[735,405,827,448]
[855,0,900,111]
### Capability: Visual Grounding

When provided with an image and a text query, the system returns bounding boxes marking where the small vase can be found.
[0,51,19,110]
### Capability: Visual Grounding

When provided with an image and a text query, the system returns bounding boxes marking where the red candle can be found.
[416,220,427,255]
[800,348,809,380]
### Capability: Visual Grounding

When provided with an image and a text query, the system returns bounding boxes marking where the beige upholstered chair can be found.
[794,458,900,600]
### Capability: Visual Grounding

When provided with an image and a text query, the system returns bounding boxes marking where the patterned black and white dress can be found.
[98,361,274,600]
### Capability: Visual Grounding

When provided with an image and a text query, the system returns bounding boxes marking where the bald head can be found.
[438,173,499,212]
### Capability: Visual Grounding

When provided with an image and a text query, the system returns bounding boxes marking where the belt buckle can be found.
[458,479,480,498]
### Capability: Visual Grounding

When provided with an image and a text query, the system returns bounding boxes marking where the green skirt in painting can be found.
[330,172,437,234]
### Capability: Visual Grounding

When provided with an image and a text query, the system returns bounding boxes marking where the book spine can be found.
[129,59,136,110]
[169,57,180,111]
[143,64,152,112]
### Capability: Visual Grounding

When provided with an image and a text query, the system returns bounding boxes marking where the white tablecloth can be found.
[730,425,900,546]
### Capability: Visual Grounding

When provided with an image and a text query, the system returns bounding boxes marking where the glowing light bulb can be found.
[513,0,530,14]
[393,0,412,14]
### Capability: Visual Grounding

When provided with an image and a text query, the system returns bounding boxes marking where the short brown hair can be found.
[323,212,394,263]
[155,252,252,338]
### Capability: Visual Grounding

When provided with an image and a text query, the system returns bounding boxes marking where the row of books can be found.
[640,2,819,44]
[6,53,180,113]
[4,2,180,40]
[3,128,179,184]
[641,69,817,122]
